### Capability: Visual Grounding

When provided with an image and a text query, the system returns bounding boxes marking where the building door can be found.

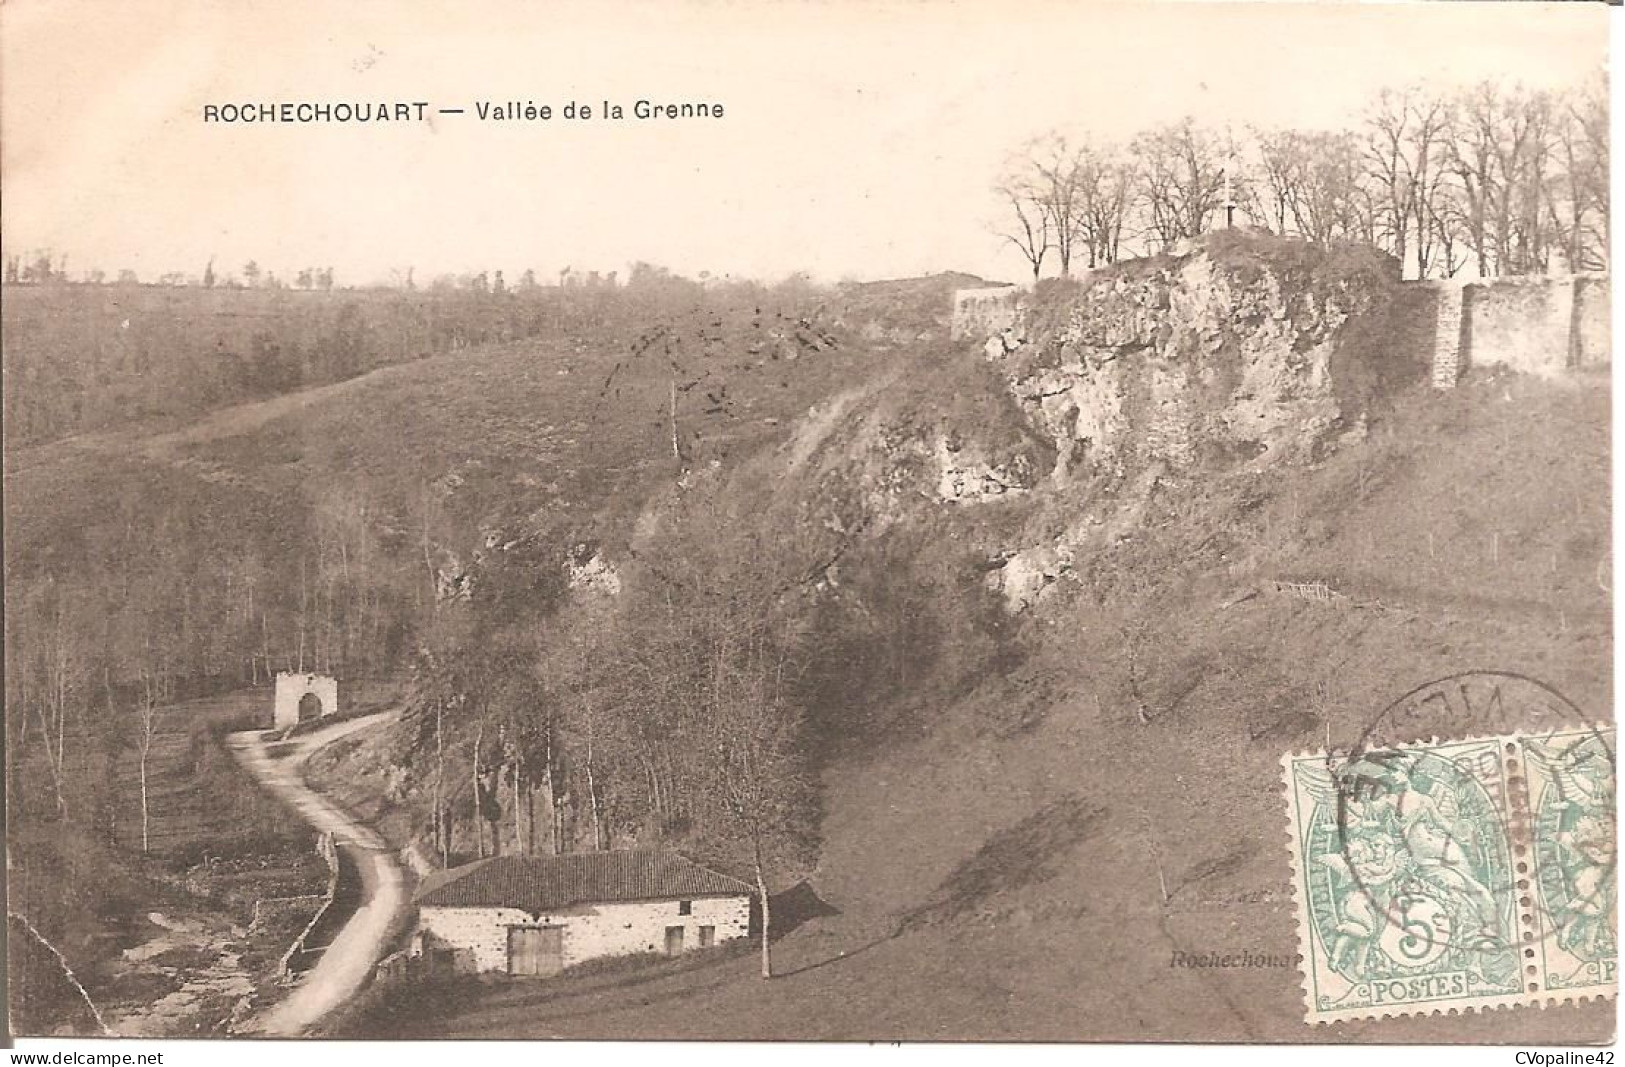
[509,926,564,976]
[664,926,685,956]
[297,692,323,723]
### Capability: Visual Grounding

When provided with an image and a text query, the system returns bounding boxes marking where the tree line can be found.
[2,253,338,291]
[1,284,630,447]
[998,76,1608,280]
[4,266,852,847]
[5,468,418,851]
[1,260,783,449]
[1,253,644,292]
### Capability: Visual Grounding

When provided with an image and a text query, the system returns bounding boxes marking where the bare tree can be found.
[1364,86,1445,277]
[1250,127,1307,235]
[472,719,490,858]
[1403,94,1453,279]
[706,640,814,979]
[516,695,569,855]
[7,912,115,1035]
[1249,128,1372,247]
[1446,81,1562,277]
[545,613,618,851]
[613,487,834,976]
[995,174,1051,282]
[1014,135,1137,275]
[133,655,164,853]
[1028,137,1086,276]
[1304,133,1375,245]
[1081,155,1135,267]
[28,589,79,819]
[1130,119,1228,252]
[655,560,816,979]
[1550,74,1608,272]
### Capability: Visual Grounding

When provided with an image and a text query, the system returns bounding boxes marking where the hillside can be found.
[0,274,962,1034]
[6,242,1611,1040]
[4,279,882,699]
[313,235,1608,1041]
[331,367,1611,1043]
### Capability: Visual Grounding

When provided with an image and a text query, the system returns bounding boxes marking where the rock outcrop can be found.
[967,233,1419,611]
[780,365,1052,538]
[567,543,622,596]
[755,233,1422,615]
[982,232,1413,484]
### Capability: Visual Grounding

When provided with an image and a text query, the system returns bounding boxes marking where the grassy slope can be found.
[342,369,1611,1042]
[6,296,881,567]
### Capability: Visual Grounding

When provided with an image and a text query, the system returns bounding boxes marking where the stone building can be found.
[272,671,339,730]
[412,850,754,977]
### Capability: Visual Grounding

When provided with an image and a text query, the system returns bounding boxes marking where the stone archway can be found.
[273,672,340,730]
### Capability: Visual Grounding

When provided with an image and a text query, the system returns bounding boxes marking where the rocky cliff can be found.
[984,231,1419,484]
[767,233,1428,613]
[520,235,1428,614]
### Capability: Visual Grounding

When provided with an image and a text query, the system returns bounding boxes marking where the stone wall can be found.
[278,831,340,979]
[1575,275,1611,369]
[1463,276,1574,379]
[951,285,1023,340]
[1427,273,1610,387]
[1430,283,1466,388]
[415,894,752,974]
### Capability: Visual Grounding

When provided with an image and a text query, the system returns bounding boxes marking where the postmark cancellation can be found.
[1283,727,1616,1024]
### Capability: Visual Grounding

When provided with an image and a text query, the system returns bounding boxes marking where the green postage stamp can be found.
[1284,728,1617,1023]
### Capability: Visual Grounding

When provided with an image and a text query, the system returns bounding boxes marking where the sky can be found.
[0,0,1609,286]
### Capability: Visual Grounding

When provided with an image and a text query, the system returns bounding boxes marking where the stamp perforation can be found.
[1283,700,1616,1026]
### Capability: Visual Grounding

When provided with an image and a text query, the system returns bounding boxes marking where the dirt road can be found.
[226,713,406,1037]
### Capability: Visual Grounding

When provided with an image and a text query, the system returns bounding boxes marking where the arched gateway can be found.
[272,672,339,731]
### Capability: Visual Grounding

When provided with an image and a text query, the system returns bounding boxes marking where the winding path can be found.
[226,712,407,1037]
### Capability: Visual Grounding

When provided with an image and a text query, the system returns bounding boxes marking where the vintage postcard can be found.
[1,0,1613,1050]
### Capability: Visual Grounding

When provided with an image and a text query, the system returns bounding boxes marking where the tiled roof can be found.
[414,850,754,912]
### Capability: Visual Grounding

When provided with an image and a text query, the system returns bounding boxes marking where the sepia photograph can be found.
[1,0,1615,1050]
